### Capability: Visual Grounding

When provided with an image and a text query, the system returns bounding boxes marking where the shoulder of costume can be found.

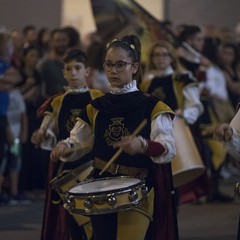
[89,88,105,99]
[76,103,98,129]
[151,100,175,120]
[36,91,65,118]
[139,79,152,93]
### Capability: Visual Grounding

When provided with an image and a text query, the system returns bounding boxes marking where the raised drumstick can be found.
[99,119,147,175]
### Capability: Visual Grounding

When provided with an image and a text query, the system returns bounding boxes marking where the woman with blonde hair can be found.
[140,40,209,206]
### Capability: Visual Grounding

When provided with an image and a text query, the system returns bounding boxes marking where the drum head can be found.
[69,177,141,195]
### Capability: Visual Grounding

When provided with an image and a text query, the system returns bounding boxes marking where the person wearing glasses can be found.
[50,35,178,240]
[140,40,207,205]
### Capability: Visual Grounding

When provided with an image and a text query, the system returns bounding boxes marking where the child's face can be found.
[63,60,89,89]
[104,47,138,88]
[152,46,172,71]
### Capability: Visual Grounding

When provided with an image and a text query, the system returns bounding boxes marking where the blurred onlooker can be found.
[37,28,50,58]
[38,28,70,99]
[218,43,240,110]
[0,30,22,204]
[0,31,22,88]
[11,30,24,69]
[177,25,211,76]
[16,44,44,194]
[217,26,235,44]
[22,25,37,48]
[199,42,235,202]
[63,26,81,48]
[4,86,29,205]
[86,40,110,93]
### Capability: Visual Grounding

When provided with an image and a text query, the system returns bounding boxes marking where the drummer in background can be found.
[31,48,103,240]
[140,40,207,204]
[213,105,240,238]
[50,35,178,240]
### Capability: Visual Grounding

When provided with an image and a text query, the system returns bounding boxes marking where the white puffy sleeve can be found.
[60,118,94,162]
[150,113,176,164]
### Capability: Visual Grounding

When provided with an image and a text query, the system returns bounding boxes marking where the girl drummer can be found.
[50,35,178,240]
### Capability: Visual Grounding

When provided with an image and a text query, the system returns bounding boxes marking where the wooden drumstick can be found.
[99,119,147,176]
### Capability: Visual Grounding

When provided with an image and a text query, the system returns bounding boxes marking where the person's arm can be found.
[148,113,176,164]
[50,118,94,162]
[31,112,57,149]
[214,121,240,160]
[114,114,176,163]
[20,112,28,144]
[182,83,204,124]
[224,71,240,95]
[226,128,240,160]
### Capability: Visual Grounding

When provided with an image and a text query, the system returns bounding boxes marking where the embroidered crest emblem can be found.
[66,109,81,132]
[152,87,166,101]
[104,118,129,145]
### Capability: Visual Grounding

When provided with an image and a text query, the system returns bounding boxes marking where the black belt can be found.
[93,158,148,178]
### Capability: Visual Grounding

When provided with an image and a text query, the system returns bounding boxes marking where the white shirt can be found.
[7,89,26,139]
[227,109,240,159]
[200,65,229,101]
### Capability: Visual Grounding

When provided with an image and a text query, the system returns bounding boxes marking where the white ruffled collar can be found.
[64,85,89,94]
[109,80,139,94]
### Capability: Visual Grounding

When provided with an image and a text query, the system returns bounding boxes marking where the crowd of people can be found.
[0,21,239,239]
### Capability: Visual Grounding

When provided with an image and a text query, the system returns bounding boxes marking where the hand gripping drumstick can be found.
[99,119,147,176]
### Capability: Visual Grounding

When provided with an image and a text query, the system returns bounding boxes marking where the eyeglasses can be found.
[153,53,170,58]
[103,61,133,72]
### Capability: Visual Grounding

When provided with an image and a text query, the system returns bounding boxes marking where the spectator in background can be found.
[16,44,45,195]
[38,28,70,99]
[37,28,50,58]
[218,42,240,110]
[4,85,29,205]
[200,41,235,202]
[87,40,110,93]
[0,30,22,204]
[11,29,23,69]
[63,26,81,48]
[22,25,37,48]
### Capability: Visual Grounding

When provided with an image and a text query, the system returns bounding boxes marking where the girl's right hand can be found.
[50,142,71,162]
[31,129,47,146]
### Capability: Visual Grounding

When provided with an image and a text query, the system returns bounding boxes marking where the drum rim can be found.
[69,197,147,216]
[68,176,143,196]
[51,161,93,187]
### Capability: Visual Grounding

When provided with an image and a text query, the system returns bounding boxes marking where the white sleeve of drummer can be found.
[60,119,94,162]
[150,114,176,164]
[226,129,240,160]
[182,84,204,124]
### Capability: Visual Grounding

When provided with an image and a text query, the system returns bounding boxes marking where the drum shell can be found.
[51,161,93,226]
[172,118,205,187]
[66,176,148,216]
[51,160,94,201]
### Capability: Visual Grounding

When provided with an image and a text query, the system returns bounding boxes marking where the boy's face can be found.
[63,60,89,89]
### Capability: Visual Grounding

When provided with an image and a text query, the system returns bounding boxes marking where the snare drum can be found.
[66,176,148,216]
[51,160,94,202]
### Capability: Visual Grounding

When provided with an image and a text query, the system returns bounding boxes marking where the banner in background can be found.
[90,0,180,64]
